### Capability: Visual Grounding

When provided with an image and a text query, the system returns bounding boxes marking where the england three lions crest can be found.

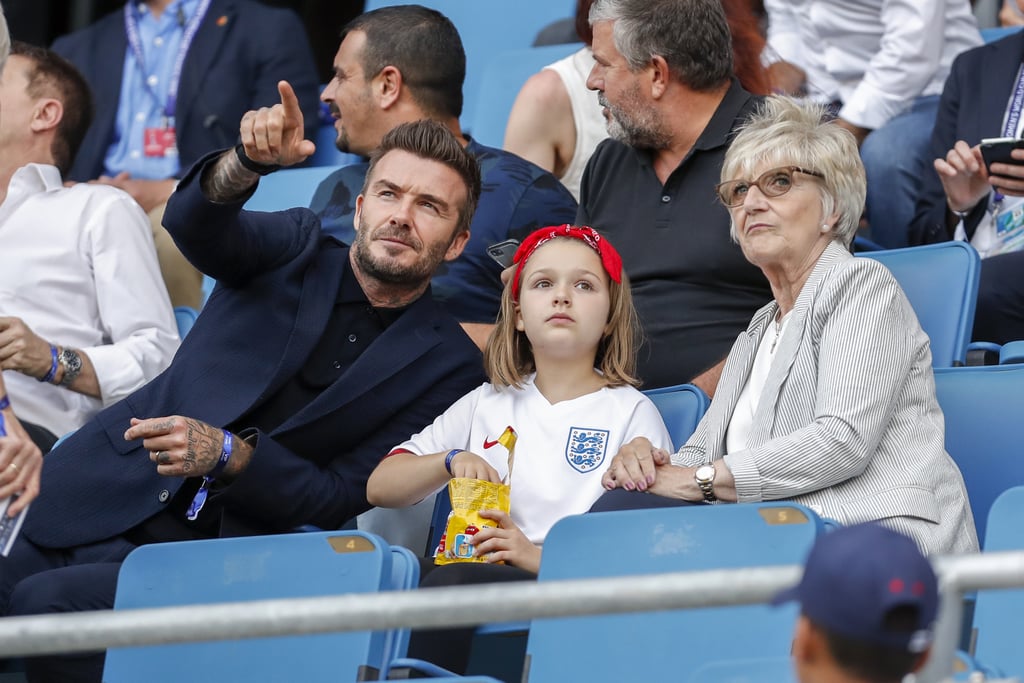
[565,427,609,473]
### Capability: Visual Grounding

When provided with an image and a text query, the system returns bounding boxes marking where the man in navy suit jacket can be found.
[0,95,486,681]
[908,29,1024,346]
[52,0,320,309]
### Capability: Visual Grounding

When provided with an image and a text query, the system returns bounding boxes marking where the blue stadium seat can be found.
[687,657,796,683]
[968,486,1024,676]
[642,383,711,451]
[981,26,1024,43]
[172,305,199,339]
[932,364,1024,542]
[104,531,413,682]
[362,0,576,131]
[860,241,980,367]
[466,43,582,149]
[525,503,823,682]
[244,165,346,213]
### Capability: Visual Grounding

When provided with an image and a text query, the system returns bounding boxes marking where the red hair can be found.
[722,0,770,95]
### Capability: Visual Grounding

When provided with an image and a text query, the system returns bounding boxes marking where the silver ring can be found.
[7,462,19,473]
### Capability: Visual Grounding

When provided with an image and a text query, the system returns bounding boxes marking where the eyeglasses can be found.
[715,166,825,207]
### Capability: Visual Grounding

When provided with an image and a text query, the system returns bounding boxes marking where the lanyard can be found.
[1004,64,1024,139]
[123,0,212,121]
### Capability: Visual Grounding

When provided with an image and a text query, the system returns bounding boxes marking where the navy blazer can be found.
[23,153,486,549]
[909,31,1024,244]
[52,0,320,182]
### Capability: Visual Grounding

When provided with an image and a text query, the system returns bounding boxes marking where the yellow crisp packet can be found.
[434,426,516,565]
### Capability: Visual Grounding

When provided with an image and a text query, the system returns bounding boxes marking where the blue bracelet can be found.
[186,432,234,521]
[208,432,234,479]
[38,345,58,384]
[444,449,462,476]
[0,395,10,411]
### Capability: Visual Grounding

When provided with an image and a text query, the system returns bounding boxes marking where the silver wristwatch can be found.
[694,464,717,503]
[58,347,83,387]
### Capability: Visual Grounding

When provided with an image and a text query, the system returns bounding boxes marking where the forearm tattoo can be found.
[200,151,260,203]
[184,419,223,475]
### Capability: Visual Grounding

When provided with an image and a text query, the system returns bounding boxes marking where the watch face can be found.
[695,465,715,482]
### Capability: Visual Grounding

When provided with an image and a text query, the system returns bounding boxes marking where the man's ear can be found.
[649,55,671,100]
[376,65,403,110]
[353,194,365,233]
[444,228,471,262]
[31,98,62,133]
[792,616,824,666]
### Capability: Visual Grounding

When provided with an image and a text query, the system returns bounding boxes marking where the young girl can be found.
[366,224,672,673]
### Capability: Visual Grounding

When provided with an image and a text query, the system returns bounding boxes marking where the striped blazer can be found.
[673,242,978,554]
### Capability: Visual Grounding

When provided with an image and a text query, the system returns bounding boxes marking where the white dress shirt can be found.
[765,0,981,130]
[0,163,179,437]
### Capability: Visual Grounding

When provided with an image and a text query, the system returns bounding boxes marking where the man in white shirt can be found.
[764,0,981,249]
[0,42,179,452]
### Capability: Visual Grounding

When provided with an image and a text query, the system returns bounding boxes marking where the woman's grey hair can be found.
[721,96,867,247]
[589,0,733,92]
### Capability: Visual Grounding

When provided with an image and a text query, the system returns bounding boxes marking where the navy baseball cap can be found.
[773,523,939,653]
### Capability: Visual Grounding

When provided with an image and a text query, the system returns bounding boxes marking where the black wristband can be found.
[234,144,280,176]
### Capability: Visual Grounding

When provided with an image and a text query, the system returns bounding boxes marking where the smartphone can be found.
[980,137,1024,168]
[486,239,520,268]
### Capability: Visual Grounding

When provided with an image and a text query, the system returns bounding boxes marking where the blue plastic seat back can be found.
[860,241,980,367]
[527,503,823,682]
[467,43,582,149]
[362,0,576,130]
[969,486,1024,676]
[244,165,346,213]
[642,383,711,451]
[172,305,199,339]
[382,545,421,671]
[105,531,395,683]
[687,656,796,683]
[932,365,1024,542]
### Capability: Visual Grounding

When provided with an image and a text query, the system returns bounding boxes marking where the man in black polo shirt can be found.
[581,0,772,393]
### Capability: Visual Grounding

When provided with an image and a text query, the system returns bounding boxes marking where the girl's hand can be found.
[601,436,672,492]
[449,450,503,483]
[472,509,541,573]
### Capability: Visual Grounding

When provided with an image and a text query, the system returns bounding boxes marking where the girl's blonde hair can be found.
[483,236,641,389]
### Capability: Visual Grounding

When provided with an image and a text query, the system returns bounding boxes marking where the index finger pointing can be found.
[277,80,301,120]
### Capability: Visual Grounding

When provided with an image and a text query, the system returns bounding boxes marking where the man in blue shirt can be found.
[52,0,320,308]
[311,5,578,347]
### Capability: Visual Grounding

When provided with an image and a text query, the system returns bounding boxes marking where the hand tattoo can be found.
[152,418,176,432]
[185,419,223,476]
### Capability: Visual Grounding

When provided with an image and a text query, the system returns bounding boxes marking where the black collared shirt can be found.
[235,263,408,434]
[578,81,773,389]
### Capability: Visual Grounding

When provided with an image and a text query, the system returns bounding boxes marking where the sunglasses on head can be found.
[716,166,824,207]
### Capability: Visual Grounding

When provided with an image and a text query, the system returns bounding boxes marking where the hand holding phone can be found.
[979,138,1024,169]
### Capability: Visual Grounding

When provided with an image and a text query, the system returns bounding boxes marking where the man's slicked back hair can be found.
[363,120,481,235]
[343,5,466,119]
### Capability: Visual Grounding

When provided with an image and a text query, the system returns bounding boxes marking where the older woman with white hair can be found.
[600,96,978,555]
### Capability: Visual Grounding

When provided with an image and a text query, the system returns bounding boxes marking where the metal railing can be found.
[1,551,1023,682]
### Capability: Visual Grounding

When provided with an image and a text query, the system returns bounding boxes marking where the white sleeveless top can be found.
[543,47,609,201]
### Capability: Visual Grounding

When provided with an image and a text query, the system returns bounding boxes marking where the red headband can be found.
[511,225,623,302]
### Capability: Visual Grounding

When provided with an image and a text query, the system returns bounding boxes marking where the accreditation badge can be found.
[993,204,1024,255]
[143,126,178,158]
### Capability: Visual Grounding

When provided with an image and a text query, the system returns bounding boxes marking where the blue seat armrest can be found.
[999,340,1024,364]
[386,657,460,680]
